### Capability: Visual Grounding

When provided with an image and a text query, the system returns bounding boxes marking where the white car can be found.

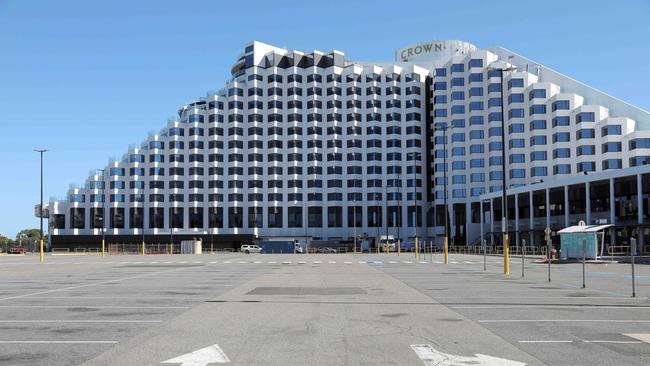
[240,244,262,254]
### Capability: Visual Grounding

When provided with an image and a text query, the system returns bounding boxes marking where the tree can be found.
[16,228,41,241]
[0,234,13,246]
[15,229,41,252]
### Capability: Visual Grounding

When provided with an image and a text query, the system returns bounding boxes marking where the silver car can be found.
[240,244,262,254]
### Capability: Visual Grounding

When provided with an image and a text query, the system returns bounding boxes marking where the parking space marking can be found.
[328,261,336,264]
[0,320,162,323]
[0,340,119,344]
[0,305,190,309]
[479,319,650,323]
[0,266,188,302]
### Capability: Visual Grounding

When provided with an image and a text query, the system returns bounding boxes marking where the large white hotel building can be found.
[48,40,650,252]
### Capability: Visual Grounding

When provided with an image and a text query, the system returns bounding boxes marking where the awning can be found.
[557,224,613,234]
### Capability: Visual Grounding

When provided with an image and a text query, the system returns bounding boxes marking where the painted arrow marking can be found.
[411,344,525,366]
[161,344,230,365]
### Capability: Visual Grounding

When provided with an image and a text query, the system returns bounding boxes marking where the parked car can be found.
[240,244,262,254]
[316,247,337,253]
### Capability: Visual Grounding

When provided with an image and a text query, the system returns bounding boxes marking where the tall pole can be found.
[397,173,401,256]
[413,152,419,260]
[385,184,389,255]
[35,149,48,263]
[498,67,511,276]
[141,180,145,256]
[353,198,357,253]
[100,169,106,258]
[442,125,449,265]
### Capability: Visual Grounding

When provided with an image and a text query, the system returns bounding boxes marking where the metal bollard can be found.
[631,237,637,298]
[582,238,586,289]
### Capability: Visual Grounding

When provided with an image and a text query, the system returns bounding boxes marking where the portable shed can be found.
[557,223,612,259]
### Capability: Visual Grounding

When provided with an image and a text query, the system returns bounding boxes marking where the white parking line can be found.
[0,340,119,344]
[313,261,322,264]
[298,261,306,264]
[344,261,352,264]
[373,261,383,264]
[0,320,162,323]
[402,261,413,264]
[0,305,190,309]
[328,261,336,264]
[518,340,573,343]
[479,319,650,323]
[389,261,397,264]
[209,261,218,264]
[268,261,277,264]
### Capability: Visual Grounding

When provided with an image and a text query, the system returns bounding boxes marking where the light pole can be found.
[434,124,450,264]
[96,169,106,258]
[141,180,145,255]
[384,184,389,255]
[397,173,401,256]
[353,197,357,253]
[489,65,516,275]
[34,149,48,263]
[409,152,421,260]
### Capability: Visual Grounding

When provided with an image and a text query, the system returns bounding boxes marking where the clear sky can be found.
[0,0,649,238]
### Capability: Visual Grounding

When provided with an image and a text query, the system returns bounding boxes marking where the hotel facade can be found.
[48,40,650,252]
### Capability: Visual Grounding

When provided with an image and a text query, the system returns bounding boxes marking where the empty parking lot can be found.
[0,252,648,365]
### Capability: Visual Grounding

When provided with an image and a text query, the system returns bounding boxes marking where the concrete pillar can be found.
[490,198,494,246]
[545,188,551,229]
[585,181,591,224]
[514,194,520,249]
[638,174,644,251]
[479,200,484,245]
[610,178,616,246]
[564,185,569,227]
[529,192,534,246]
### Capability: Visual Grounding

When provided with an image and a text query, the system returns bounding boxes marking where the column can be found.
[490,198,494,246]
[529,192,534,247]
[564,185,569,227]
[514,194,520,249]
[545,188,551,229]
[638,174,644,251]
[479,200,484,249]
[585,182,591,224]
[610,178,616,246]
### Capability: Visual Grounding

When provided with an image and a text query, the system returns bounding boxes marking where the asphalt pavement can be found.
[0,252,647,365]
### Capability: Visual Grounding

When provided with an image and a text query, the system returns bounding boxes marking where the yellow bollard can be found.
[39,239,44,263]
[141,241,145,256]
[504,233,510,276]
[397,239,401,256]
[444,236,449,264]
[101,239,105,258]
[415,237,419,260]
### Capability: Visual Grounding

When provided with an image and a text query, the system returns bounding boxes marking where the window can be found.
[508,93,524,104]
[576,112,596,123]
[529,105,546,115]
[531,167,548,177]
[553,164,571,174]
[552,100,570,111]
[577,161,596,172]
[630,138,650,150]
[602,142,622,153]
[553,132,570,143]
[509,123,524,133]
[529,89,546,99]
[530,151,547,161]
[602,159,622,170]
[530,136,547,146]
[577,145,596,156]
[553,148,571,158]
[576,128,595,140]
[602,125,622,136]
[530,120,546,130]
[508,78,524,89]
[552,116,570,127]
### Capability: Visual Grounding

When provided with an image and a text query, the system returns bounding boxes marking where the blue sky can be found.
[0,0,649,238]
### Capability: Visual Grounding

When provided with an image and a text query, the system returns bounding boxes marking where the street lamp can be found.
[433,123,451,264]
[408,151,421,260]
[397,173,401,256]
[96,169,106,258]
[34,149,48,263]
[488,65,517,276]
